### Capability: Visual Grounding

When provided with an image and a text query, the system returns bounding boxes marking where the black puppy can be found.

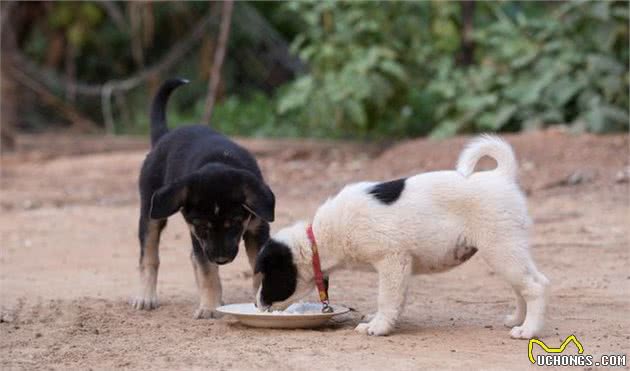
[132,78,275,319]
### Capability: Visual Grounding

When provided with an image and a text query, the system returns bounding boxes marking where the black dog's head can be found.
[254,222,322,310]
[149,163,275,264]
[255,238,298,309]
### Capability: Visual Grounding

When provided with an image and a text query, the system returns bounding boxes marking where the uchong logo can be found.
[528,335,584,364]
[528,335,626,367]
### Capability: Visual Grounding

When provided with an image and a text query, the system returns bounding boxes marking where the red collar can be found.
[306,225,332,312]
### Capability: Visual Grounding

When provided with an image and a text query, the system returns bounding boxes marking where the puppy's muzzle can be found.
[214,256,232,265]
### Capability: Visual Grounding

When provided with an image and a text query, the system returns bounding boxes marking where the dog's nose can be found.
[215,256,231,265]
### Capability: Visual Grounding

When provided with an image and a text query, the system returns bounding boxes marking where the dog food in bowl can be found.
[216,302,349,328]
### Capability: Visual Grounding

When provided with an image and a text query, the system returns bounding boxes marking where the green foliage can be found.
[17,1,629,138]
[276,0,629,138]
[200,93,306,137]
[427,1,629,137]
[116,91,308,138]
[276,1,424,137]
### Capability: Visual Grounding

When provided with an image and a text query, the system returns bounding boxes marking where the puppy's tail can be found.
[150,78,189,146]
[456,134,518,181]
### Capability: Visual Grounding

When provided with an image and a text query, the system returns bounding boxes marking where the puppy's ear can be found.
[254,240,273,274]
[238,171,275,223]
[149,179,189,219]
[254,254,264,274]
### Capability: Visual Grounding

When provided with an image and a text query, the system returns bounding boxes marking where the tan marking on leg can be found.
[246,243,262,293]
[191,253,222,319]
[244,218,262,294]
[132,221,161,310]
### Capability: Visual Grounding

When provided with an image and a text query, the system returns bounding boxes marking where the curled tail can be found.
[456,134,518,180]
[150,78,189,146]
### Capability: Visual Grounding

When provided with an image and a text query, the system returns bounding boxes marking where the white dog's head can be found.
[254,221,319,311]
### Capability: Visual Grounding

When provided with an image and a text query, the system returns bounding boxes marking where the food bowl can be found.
[216,302,350,329]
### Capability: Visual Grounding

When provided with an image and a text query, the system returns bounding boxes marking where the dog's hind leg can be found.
[244,219,269,294]
[190,236,223,319]
[355,253,412,336]
[480,238,549,339]
[132,215,166,310]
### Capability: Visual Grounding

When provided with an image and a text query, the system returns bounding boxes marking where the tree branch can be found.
[202,0,234,124]
[7,64,99,132]
[100,1,128,32]
[8,9,219,97]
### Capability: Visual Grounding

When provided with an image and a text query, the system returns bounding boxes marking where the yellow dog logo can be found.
[528,335,584,364]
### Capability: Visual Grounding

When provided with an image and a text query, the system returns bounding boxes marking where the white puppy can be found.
[255,135,548,338]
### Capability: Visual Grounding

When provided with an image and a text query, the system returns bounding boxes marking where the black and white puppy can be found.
[132,78,275,319]
[255,135,549,338]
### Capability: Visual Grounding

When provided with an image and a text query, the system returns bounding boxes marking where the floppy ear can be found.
[238,171,275,222]
[149,179,189,220]
[254,254,264,274]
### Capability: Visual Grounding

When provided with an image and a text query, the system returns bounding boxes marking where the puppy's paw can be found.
[355,323,370,334]
[130,295,158,310]
[354,316,393,336]
[504,313,524,328]
[509,325,539,339]
[193,307,222,320]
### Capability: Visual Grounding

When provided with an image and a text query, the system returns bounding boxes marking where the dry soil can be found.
[1,130,628,370]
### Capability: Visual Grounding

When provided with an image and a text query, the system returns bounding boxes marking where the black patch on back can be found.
[368,178,406,205]
[459,246,478,262]
[255,239,297,306]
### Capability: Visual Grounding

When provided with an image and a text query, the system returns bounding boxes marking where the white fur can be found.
[257,135,549,338]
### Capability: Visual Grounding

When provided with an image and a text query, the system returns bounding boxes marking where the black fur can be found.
[255,239,298,307]
[368,178,406,205]
[150,78,189,145]
[459,247,478,262]
[138,78,275,266]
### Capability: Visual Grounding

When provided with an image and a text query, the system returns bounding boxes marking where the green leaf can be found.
[430,119,461,139]
[277,76,313,114]
[49,3,74,28]
[67,23,85,47]
[477,104,518,130]
[379,60,407,81]
[583,106,605,132]
[505,70,556,105]
[546,77,587,107]
[590,2,611,21]
[587,54,624,75]
[456,94,498,112]
[601,104,630,130]
[344,100,368,128]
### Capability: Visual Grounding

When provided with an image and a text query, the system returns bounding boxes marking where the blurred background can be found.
[1,3,629,369]
[0,0,628,148]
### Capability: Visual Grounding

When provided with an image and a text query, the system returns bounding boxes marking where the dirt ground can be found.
[1,129,628,370]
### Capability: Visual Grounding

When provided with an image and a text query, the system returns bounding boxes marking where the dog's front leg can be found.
[244,219,269,294]
[356,254,411,336]
[190,240,223,319]
[132,218,165,310]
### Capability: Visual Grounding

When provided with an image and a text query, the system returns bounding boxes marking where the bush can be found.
[276,1,629,138]
[427,1,629,137]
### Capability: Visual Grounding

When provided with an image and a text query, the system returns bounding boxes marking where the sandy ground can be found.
[0,130,628,370]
